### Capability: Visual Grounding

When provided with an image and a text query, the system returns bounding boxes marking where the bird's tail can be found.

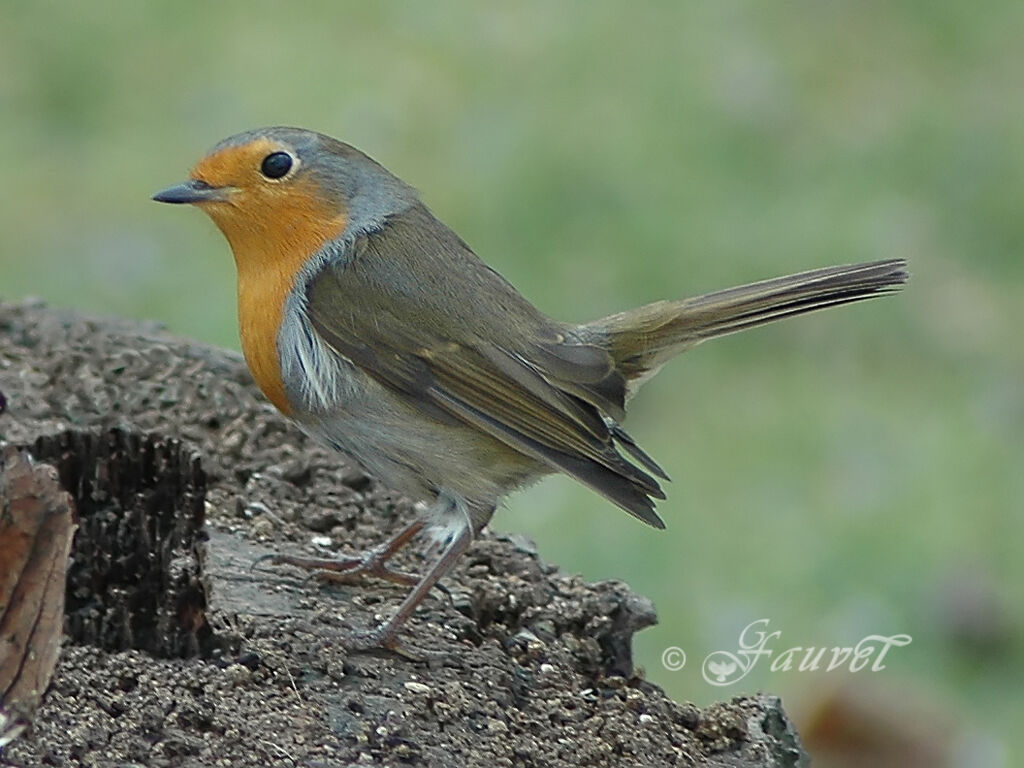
[585,258,908,391]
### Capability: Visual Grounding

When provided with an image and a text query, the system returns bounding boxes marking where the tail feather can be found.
[585,258,908,387]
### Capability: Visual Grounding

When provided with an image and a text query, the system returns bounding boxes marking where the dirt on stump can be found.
[0,299,807,767]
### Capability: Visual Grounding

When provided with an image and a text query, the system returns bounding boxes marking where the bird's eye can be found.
[260,152,293,179]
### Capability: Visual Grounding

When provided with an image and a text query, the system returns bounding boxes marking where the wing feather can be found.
[303,209,666,526]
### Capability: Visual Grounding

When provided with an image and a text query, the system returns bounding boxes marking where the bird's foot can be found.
[341,622,449,664]
[252,545,419,587]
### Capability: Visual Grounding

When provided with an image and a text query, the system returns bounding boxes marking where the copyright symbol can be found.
[661,646,687,671]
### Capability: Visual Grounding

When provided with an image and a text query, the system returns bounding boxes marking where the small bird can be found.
[154,127,907,649]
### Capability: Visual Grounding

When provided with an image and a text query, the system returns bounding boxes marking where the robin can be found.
[154,127,907,649]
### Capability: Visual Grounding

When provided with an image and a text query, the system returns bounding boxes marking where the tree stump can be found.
[0,299,807,767]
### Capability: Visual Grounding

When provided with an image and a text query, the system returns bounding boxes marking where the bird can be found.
[153,127,908,650]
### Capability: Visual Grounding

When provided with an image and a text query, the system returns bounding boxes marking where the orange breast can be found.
[200,174,347,416]
[237,265,303,415]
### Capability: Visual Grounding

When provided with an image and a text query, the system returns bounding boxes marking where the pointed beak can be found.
[152,179,232,204]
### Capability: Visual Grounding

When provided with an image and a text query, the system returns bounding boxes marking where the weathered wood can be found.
[28,429,210,659]
[0,447,75,748]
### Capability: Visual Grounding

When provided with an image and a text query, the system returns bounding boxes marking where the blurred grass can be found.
[2,2,1021,763]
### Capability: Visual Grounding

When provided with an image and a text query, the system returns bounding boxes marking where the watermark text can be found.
[661,619,912,686]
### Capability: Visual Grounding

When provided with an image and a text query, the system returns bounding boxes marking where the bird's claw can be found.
[341,625,447,663]
[251,548,419,586]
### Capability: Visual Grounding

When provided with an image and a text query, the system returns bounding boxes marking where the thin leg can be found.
[350,523,474,650]
[254,518,425,587]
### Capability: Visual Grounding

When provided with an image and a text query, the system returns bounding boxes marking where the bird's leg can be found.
[347,521,473,651]
[256,493,479,652]
[255,518,425,587]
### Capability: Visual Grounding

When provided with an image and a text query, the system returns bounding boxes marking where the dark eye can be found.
[260,152,293,179]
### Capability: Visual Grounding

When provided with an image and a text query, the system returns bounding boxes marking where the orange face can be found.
[173,137,349,415]
[188,137,348,272]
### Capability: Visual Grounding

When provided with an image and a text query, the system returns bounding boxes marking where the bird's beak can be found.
[152,179,233,205]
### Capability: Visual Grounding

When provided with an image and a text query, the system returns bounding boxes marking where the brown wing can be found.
[304,207,666,527]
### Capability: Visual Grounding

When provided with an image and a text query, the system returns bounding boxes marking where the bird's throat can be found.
[219,205,347,417]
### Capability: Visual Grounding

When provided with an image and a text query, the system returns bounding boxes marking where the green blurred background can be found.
[2,2,1021,764]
